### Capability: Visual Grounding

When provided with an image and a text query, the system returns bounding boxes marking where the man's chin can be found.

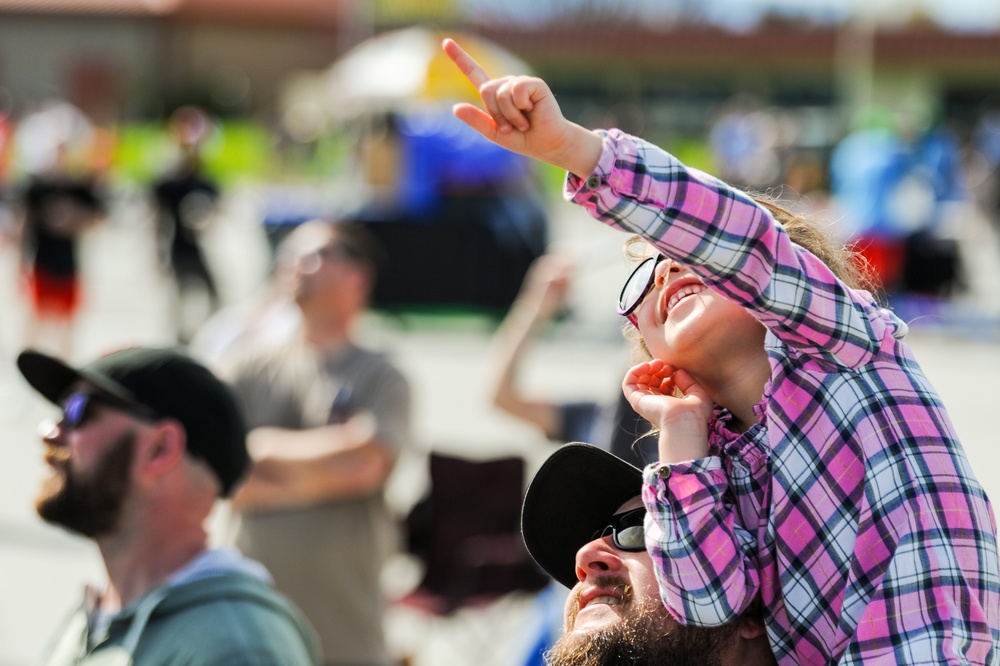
[37,491,120,538]
[547,623,630,666]
[35,433,135,538]
[36,472,65,499]
[35,477,70,523]
[546,595,737,666]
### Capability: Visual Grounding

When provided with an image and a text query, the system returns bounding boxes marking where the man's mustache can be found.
[568,575,633,628]
[43,447,71,471]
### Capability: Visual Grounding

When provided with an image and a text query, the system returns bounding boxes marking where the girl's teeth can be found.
[668,285,704,310]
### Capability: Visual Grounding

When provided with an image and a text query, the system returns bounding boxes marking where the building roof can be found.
[0,0,346,27]
[476,23,1000,72]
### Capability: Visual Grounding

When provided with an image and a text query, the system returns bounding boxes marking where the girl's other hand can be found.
[623,359,712,464]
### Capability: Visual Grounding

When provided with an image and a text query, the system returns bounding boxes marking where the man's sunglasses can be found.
[59,390,159,430]
[298,243,364,272]
[591,507,646,552]
[617,255,667,327]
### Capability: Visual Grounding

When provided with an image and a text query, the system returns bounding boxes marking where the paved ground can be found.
[1,186,999,665]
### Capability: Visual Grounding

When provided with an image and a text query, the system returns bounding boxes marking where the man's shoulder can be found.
[140,574,320,663]
[226,339,410,401]
[43,575,320,666]
[222,336,304,379]
[341,343,405,376]
[339,345,412,404]
[155,571,300,623]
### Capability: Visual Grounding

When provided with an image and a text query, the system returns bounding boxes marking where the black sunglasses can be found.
[591,507,646,552]
[617,255,666,327]
[59,389,159,431]
[302,242,364,266]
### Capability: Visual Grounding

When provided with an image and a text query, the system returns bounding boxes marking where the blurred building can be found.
[487,22,1000,143]
[0,1,997,136]
[0,0,367,122]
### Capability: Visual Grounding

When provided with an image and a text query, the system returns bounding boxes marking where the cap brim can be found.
[17,349,137,406]
[521,443,643,589]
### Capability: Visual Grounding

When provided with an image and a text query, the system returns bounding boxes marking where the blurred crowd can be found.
[3,87,1000,360]
[0,101,232,358]
[704,92,1000,311]
[3,91,998,362]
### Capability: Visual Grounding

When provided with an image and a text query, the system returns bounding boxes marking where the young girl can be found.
[444,39,1000,664]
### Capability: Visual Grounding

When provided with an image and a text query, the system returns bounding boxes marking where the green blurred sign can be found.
[374,0,458,22]
[113,120,274,185]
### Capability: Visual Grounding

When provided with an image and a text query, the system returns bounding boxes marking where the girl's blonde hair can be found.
[754,196,877,294]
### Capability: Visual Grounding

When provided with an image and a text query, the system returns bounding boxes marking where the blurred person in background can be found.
[971,97,1000,222]
[150,105,223,344]
[830,105,970,301]
[0,96,16,364]
[13,101,106,358]
[708,93,783,191]
[0,93,14,241]
[966,100,1000,225]
[17,346,320,665]
[521,443,776,666]
[898,113,969,299]
[489,251,654,466]
[220,219,412,666]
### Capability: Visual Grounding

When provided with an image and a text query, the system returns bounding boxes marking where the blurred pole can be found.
[336,0,376,54]
[834,9,876,129]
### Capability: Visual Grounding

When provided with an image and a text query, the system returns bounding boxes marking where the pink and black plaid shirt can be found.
[567,130,1000,664]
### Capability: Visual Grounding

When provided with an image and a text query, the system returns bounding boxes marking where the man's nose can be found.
[296,251,322,275]
[574,536,625,583]
[39,419,62,444]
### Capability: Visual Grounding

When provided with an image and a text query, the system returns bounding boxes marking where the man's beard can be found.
[546,579,738,666]
[36,432,135,538]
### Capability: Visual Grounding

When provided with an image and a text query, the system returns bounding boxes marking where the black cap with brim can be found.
[521,443,643,589]
[17,347,249,498]
[18,350,149,407]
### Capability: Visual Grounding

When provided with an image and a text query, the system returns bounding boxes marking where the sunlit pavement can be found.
[2,186,1000,665]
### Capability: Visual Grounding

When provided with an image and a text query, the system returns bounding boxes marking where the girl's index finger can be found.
[442,38,491,89]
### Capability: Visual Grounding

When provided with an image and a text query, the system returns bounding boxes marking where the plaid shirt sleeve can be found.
[566,129,893,370]
[640,458,761,626]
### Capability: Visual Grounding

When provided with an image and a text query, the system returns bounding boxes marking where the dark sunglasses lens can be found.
[619,257,657,314]
[62,392,89,428]
[612,510,646,551]
[614,525,645,550]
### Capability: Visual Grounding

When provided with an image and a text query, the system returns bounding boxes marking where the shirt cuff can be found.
[643,457,726,514]
[643,457,722,484]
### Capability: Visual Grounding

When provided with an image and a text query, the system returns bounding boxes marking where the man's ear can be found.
[738,615,768,640]
[140,419,187,479]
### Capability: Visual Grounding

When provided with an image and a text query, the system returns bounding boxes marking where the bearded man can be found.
[521,443,777,666]
[18,346,320,665]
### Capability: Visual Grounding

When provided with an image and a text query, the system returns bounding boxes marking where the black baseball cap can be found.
[521,443,643,589]
[17,347,250,497]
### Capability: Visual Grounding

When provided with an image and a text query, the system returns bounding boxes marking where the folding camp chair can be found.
[392,452,549,665]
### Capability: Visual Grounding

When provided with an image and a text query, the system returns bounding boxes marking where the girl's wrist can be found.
[554,124,603,178]
[657,444,710,465]
[657,421,710,464]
